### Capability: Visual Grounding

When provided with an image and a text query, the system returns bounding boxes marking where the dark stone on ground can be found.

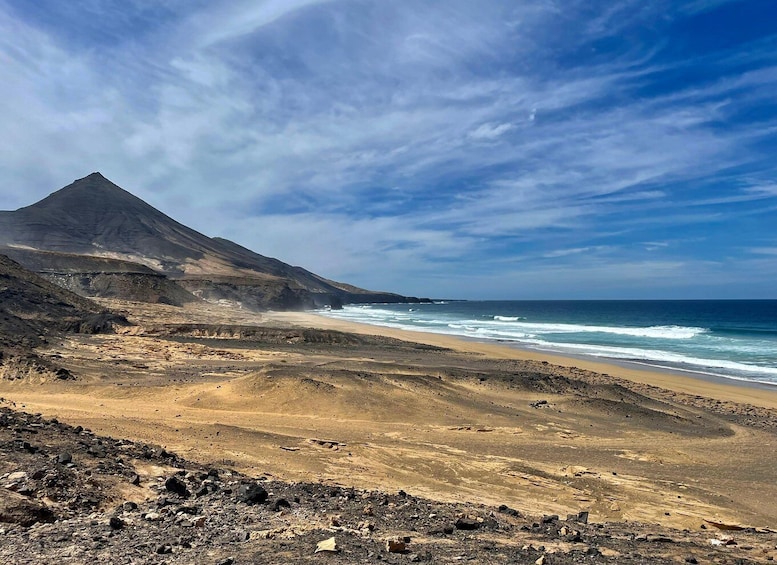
[165,476,190,497]
[237,482,268,505]
[0,490,56,527]
[454,517,480,530]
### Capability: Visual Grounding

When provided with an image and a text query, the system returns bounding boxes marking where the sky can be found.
[1,0,776,299]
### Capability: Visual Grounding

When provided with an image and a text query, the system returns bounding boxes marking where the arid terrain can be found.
[2,298,777,563]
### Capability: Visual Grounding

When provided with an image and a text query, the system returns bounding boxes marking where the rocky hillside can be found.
[0,254,129,385]
[3,406,774,564]
[0,255,128,347]
[0,173,426,310]
[0,248,198,307]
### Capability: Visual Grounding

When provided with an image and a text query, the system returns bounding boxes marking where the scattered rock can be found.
[164,476,190,497]
[156,544,173,554]
[498,504,521,517]
[386,537,407,553]
[0,406,772,565]
[236,482,268,505]
[271,498,290,511]
[0,490,55,527]
[86,445,106,458]
[6,471,27,482]
[455,517,480,530]
[315,536,338,553]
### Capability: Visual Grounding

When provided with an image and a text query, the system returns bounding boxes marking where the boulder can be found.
[164,476,189,497]
[0,490,55,527]
[236,482,268,505]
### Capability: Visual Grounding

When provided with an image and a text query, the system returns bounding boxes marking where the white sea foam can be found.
[323,307,706,341]
[531,341,777,378]
[316,305,777,383]
[502,322,705,339]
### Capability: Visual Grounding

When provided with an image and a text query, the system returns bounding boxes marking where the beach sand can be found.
[2,300,776,533]
[270,310,777,409]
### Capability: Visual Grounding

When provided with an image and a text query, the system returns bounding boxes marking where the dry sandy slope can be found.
[1,300,776,535]
[271,311,777,410]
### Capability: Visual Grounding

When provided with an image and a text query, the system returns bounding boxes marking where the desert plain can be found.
[3,297,777,544]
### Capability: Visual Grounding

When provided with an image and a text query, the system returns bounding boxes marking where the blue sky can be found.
[1,0,776,299]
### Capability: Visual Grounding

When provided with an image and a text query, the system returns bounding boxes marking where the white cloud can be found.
[186,0,335,48]
[468,122,515,140]
[0,1,776,297]
[748,247,777,256]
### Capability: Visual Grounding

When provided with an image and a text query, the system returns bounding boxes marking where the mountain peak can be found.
[25,172,149,214]
[0,173,412,309]
[0,173,176,257]
[59,171,128,195]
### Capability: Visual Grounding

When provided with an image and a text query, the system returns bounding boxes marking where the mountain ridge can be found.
[0,173,426,310]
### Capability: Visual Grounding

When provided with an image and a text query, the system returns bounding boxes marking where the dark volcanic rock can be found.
[1,406,775,565]
[236,482,268,505]
[454,517,481,530]
[164,476,190,498]
[0,490,56,527]
[271,498,290,511]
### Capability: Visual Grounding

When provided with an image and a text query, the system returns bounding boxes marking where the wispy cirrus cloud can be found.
[0,0,776,297]
[749,247,777,256]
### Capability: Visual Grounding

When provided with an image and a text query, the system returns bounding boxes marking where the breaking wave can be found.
[317,303,777,384]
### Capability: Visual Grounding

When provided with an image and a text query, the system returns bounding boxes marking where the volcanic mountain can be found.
[0,173,422,309]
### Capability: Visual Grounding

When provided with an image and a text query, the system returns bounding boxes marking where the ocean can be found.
[317,300,777,386]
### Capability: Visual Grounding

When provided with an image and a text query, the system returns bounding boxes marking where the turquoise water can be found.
[317,300,777,385]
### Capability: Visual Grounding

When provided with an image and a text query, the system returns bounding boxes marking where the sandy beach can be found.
[271,310,777,408]
[2,300,777,536]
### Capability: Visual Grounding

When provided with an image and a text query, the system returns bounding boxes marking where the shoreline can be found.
[509,343,777,392]
[5,299,777,533]
[268,310,777,409]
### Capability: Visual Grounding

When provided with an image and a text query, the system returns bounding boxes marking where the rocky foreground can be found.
[1,407,776,564]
